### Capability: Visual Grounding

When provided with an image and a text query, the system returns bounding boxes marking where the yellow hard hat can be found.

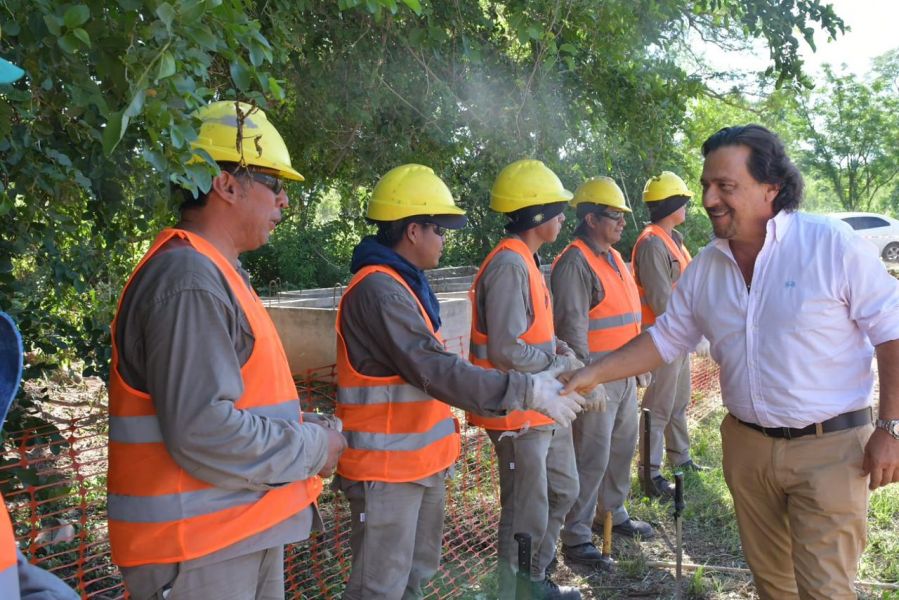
[571,177,631,213]
[490,159,573,214]
[189,101,304,181]
[367,164,467,225]
[642,171,693,203]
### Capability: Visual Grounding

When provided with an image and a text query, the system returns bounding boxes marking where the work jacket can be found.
[554,239,642,360]
[467,239,555,430]
[631,224,691,327]
[335,265,461,482]
[1,496,18,597]
[107,228,322,567]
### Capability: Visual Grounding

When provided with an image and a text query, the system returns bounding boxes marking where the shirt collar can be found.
[576,233,609,257]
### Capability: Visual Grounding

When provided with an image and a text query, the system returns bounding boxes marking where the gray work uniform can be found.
[551,237,640,547]
[114,238,330,600]
[336,271,532,600]
[14,547,80,599]
[475,246,579,592]
[634,231,692,476]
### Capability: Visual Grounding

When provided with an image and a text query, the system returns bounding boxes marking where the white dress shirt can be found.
[649,210,899,428]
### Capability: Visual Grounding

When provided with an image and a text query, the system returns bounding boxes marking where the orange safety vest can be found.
[553,239,641,361]
[467,239,555,430]
[107,228,322,567]
[631,224,692,327]
[335,266,461,482]
[1,495,19,597]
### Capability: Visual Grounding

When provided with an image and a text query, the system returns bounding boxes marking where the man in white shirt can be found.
[561,124,899,600]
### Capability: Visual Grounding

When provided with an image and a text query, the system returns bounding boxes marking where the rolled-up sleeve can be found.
[842,235,899,345]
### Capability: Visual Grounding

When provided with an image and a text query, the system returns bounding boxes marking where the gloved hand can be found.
[555,340,577,359]
[304,412,343,432]
[583,384,608,412]
[693,337,710,357]
[636,372,653,388]
[525,371,587,427]
[545,353,585,377]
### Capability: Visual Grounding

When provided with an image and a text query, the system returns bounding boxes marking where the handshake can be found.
[523,353,607,427]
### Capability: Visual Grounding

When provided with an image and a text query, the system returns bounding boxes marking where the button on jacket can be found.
[649,211,899,428]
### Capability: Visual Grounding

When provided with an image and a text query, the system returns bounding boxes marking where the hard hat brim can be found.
[0,57,24,84]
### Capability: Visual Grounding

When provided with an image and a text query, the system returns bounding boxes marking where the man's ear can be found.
[405,221,421,245]
[210,170,240,205]
[764,183,781,206]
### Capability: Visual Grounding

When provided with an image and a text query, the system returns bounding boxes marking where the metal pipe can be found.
[674,472,685,599]
[642,408,653,497]
[514,532,532,599]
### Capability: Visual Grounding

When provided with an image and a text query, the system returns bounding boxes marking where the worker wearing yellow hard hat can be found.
[553,177,656,569]
[631,170,707,500]
[336,163,585,599]
[108,101,345,600]
[468,159,592,599]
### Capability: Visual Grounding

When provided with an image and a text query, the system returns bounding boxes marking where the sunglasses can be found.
[242,170,284,195]
[424,222,447,236]
[596,210,626,222]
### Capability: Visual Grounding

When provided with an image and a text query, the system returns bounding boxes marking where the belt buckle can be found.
[781,427,792,440]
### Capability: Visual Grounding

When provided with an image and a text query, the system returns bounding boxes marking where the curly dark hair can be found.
[701,124,804,213]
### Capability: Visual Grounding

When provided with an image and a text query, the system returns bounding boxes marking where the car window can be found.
[842,216,889,230]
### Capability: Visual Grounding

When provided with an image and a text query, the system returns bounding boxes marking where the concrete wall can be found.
[265,293,472,376]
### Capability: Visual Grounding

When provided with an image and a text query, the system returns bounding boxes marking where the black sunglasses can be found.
[595,210,626,222]
[244,170,283,195]
[423,222,447,236]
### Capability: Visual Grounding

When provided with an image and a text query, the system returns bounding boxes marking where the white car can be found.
[828,212,899,262]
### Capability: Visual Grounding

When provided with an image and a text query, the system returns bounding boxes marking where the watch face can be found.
[892,421,899,437]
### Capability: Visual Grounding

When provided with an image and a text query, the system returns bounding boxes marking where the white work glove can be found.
[693,336,710,357]
[546,353,585,376]
[525,371,586,428]
[582,384,608,412]
[636,372,653,388]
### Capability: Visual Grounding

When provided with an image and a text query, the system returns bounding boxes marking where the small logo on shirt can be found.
[785,280,796,288]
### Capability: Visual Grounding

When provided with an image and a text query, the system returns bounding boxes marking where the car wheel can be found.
[882,243,899,262]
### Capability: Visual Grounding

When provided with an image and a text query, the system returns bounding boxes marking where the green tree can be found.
[789,57,899,212]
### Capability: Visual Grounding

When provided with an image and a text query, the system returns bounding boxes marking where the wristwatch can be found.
[876,418,899,440]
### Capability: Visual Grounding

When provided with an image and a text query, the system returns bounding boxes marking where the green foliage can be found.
[788,57,899,212]
[0,0,850,423]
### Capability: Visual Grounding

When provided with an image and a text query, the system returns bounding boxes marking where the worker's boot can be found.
[530,577,582,599]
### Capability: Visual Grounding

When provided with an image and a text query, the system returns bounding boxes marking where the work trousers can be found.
[640,352,691,477]
[339,476,446,600]
[487,424,578,595]
[560,377,638,547]
[129,546,285,600]
[721,414,873,600]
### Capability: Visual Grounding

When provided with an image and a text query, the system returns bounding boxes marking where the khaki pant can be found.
[339,477,446,600]
[127,546,285,600]
[487,424,578,595]
[640,352,691,477]
[721,414,872,600]
[560,377,638,547]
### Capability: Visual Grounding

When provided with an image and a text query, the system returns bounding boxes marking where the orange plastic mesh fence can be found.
[1,344,720,599]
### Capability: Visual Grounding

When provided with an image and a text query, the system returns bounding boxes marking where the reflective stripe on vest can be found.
[107,228,322,567]
[467,239,556,430]
[1,496,20,599]
[553,240,641,362]
[630,224,691,327]
[335,265,461,483]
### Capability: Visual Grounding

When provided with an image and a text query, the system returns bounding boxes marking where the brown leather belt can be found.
[735,407,873,440]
